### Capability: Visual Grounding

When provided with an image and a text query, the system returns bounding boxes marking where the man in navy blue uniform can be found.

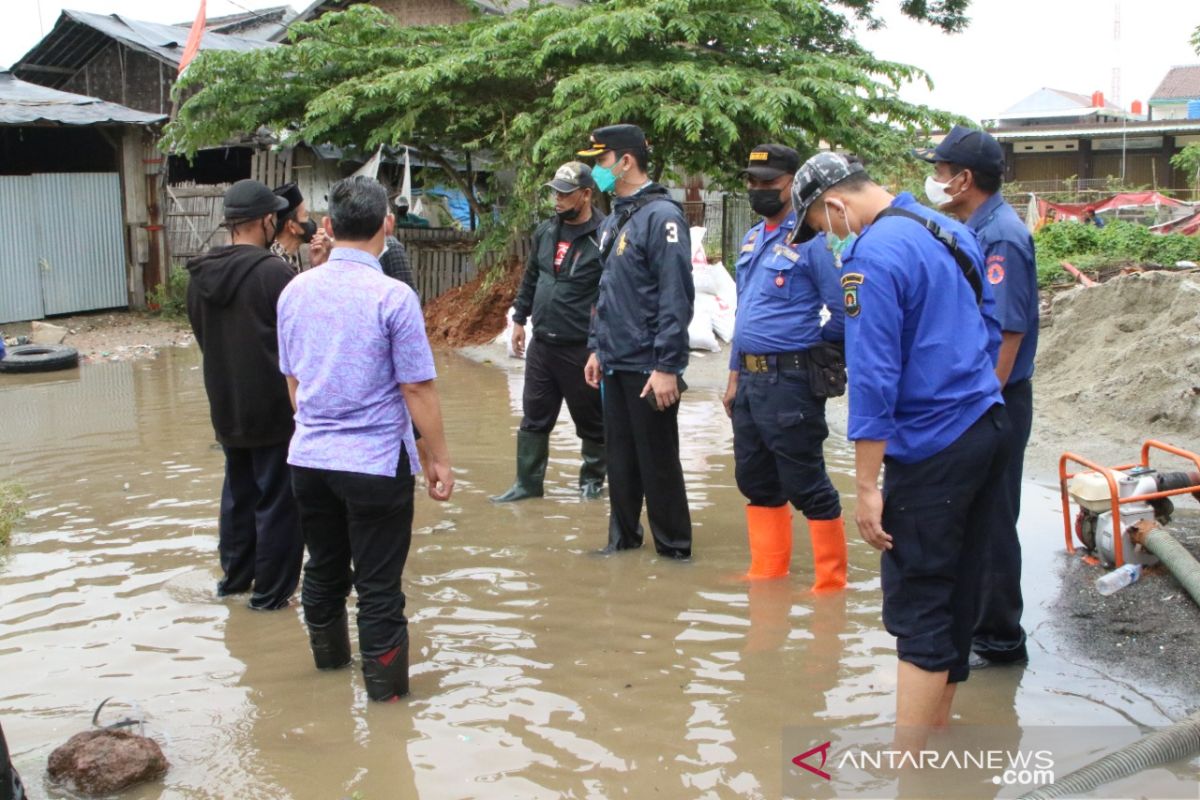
[916,125,1037,669]
[790,152,1010,745]
[580,124,695,558]
[723,144,848,591]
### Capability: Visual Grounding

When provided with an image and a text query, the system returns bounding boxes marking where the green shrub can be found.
[0,481,25,545]
[147,266,190,320]
[1034,220,1200,283]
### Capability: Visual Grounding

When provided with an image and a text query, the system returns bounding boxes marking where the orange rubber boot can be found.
[745,504,793,579]
[808,516,848,592]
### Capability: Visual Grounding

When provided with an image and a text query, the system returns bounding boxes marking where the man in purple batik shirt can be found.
[277,176,454,703]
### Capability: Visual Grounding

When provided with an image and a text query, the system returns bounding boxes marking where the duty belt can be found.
[741,351,807,374]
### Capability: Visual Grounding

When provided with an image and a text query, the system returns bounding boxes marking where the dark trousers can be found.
[974,380,1032,660]
[292,450,415,659]
[0,721,25,800]
[881,404,1013,684]
[732,366,841,519]
[521,340,603,444]
[603,370,692,557]
[218,442,303,610]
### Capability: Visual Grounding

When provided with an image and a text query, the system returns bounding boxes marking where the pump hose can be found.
[1017,710,1200,799]
[1140,526,1200,608]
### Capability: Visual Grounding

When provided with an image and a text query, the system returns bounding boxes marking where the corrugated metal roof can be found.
[0,71,165,126]
[997,87,1124,121]
[1150,65,1200,102]
[13,9,276,84]
[990,119,1200,141]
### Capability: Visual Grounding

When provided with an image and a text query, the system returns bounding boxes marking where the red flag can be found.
[177,0,207,76]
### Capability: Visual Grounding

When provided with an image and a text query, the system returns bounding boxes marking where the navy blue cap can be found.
[912,125,1005,177]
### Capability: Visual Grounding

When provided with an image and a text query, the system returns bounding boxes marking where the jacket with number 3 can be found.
[588,183,695,375]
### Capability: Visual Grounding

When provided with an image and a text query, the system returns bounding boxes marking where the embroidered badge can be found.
[617,231,628,256]
[841,272,864,318]
[772,244,800,263]
[986,254,1005,285]
[775,273,785,287]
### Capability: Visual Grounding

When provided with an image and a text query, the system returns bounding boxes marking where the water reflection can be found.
[0,348,1193,798]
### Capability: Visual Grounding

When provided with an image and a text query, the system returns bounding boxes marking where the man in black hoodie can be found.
[186,179,304,611]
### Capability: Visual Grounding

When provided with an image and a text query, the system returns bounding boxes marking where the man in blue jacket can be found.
[790,152,1010,747]
[581,124,695,559]
[724,144,848,591]
[916,125,1037,669]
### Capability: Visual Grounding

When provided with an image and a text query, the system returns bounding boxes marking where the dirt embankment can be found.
[1025,270,1200,479]
[422,258,523,348]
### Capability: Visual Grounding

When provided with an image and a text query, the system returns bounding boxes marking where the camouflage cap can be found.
[545,161,596,193]
[787,152,866,244]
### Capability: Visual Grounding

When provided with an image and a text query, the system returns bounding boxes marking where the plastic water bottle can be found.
[1095,564,1142,596]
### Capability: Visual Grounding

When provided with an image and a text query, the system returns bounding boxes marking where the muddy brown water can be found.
[0,348,1195,799]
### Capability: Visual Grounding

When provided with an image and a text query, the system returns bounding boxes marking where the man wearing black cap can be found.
[186,178,304,611]
[580,124,695,558]
[789,152,1009,747]
[494,161,607,502]
[724,144,848,591]
[271,182,329,273]
[915,125,1036,669]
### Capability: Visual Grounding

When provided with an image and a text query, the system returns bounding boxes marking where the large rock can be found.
[29,321,67,345]
[47,729,168,796]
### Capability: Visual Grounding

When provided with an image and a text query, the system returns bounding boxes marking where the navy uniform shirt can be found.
[729,212,844,369]
[842,193,1003,464]
[967,192,1039,386]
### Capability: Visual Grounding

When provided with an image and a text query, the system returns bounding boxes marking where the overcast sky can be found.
[1,0,1197,122]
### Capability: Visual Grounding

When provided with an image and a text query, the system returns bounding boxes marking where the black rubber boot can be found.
[491,430,549,502]
[307,608,352,671]
[363,640,410,702]
[579,438,606,499]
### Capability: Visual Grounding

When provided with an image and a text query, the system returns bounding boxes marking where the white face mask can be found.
[924,174,960,208]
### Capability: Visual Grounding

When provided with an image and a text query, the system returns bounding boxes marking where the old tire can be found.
[0,344,79,373]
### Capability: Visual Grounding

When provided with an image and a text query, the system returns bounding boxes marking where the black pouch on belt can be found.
[806,343,847,398]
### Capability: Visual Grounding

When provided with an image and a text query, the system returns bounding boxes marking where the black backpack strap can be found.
[599,194,658,259]
[874,207,983,308]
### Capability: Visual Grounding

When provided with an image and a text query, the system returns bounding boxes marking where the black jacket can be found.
[589,184,694,373]
[186,244,295,448]
[512,211,605,345]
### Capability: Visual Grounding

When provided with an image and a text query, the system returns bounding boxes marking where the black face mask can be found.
[298,218,318,244]
[556,204,583,222]
[748,188,786,218]
[396,205,409,218]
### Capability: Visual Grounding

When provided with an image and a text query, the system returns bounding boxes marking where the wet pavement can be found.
[0,348,1195,799]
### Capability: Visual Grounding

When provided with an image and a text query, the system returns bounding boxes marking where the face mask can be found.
[748,188,786,218]
[396,206,409,218]
[824,202,857,267]
[298,218,318,244]
[557,204,582,222]
[924,173,961,208]
[591,163,617,194]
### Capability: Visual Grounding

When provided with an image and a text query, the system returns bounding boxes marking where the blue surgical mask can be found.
[591,163,617,194]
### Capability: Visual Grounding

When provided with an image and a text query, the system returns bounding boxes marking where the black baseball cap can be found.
[912,125,1005,176]
[545,161,596,192]
[739,144,800,180]
[787,152,867,245]
[578,124,647,157]
[224,179,289,221]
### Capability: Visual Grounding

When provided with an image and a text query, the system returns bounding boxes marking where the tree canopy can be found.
[166,0,966,243]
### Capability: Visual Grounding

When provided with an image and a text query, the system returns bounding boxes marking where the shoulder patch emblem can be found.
[841,272,864,318]
[617,231,628,256]
[986,254,1005,285]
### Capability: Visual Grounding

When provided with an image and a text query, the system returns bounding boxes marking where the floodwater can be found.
[0,348,1195,799]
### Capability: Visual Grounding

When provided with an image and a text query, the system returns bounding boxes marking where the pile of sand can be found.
[1035,270,1200,449]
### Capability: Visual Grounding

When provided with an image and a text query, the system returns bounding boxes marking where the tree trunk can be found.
[416,144,488,224]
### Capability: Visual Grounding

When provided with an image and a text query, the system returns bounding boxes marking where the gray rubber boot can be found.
[491,430,549,502]
[579,438,606,499]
